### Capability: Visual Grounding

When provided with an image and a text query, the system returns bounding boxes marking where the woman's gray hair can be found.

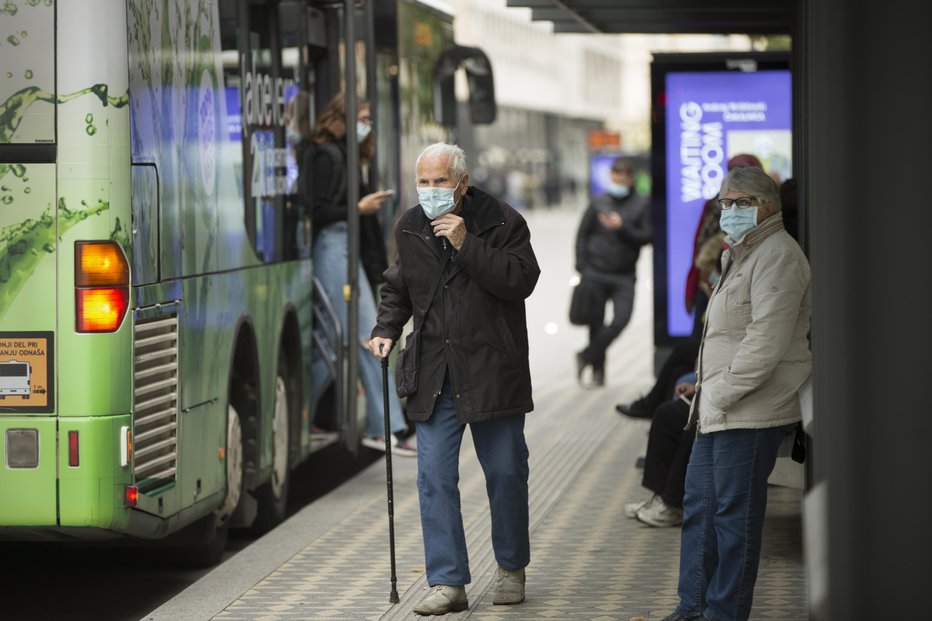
[719,165,781,209]
[415,142,468,181]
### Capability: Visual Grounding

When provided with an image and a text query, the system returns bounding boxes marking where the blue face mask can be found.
[418,181,461,219]
[608,182,630,199]
[356,122,371,143]
[720,206,758,240]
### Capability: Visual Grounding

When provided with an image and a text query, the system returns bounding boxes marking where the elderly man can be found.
[369,143,540,615]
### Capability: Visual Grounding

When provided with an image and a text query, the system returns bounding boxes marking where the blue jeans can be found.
[310,223,406,437]
[416,375,530,586]
[674,424,794,621]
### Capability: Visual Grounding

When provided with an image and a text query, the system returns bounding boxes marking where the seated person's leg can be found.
[633,399,691,527]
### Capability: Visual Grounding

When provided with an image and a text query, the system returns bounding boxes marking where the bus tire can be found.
[174,517,230,568]
[251,354,292,534]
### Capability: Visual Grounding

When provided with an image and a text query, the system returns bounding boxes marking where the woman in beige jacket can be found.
[663,167,811,621]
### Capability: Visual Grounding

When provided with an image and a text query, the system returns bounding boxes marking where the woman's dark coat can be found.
[372,186,540,423]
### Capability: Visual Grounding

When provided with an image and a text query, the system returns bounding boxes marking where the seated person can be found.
[622,373,696,528]
[616,343,698,418]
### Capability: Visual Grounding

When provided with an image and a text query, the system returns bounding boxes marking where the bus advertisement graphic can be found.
[0,331,53,412]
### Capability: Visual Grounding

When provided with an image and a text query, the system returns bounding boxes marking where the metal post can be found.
[344,0,360,449]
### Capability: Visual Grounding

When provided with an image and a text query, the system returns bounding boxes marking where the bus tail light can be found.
[67,430,79,467]
[125,485,138,507]
[75,241,129,333]
[76,288,129,332]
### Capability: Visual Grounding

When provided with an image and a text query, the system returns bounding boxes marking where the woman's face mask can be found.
[418,180,461,219]
[719,205,759,240]
[356,121,371,143]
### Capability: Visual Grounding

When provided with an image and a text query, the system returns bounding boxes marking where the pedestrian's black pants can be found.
[641,399,694,507]
[581,273,636,372]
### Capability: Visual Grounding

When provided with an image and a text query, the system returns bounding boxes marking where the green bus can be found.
[0,0,494,564]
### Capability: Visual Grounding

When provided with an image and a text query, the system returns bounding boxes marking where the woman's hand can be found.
[358,189,394,215]
[675,382,696,399]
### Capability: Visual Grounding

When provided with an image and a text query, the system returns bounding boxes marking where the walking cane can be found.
[380,353,400,604]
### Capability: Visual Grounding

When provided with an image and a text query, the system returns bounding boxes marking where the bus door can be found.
[0,1,59,525]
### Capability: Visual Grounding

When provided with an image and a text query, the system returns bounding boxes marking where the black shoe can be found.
[591,368,604,387]
[615,400,652,419]
[575,352,586,383]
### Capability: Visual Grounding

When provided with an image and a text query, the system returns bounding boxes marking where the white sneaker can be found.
[361,434,417,458]
[636,496,683,527]
[624,495,654,519]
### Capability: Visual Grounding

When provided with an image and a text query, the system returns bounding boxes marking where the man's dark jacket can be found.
[372,186,540,423]
[575,192,652,275]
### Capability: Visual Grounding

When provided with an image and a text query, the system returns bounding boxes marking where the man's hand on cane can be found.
[369,337,394,358]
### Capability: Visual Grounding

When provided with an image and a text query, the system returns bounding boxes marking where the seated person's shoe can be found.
[413,585,468,615]
[636,496,683,527]
[623,495,655,518]
[492,565,526,605]
[615,399,652,419]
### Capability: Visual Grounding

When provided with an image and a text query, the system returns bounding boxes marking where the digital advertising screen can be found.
[651,54,792,344]
[588,152,621,198]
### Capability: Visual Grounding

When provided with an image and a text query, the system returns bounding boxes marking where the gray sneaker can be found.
[636,496,683,527]
[413,585,468,615]
[624,495,655,519]
[492,565,526,605]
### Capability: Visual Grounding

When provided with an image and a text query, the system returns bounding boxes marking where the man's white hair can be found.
[415,142,468,181]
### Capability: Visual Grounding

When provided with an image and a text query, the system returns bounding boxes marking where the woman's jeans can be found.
[416,375,530,586]
[310,223,406,437]
[675,424,794,621]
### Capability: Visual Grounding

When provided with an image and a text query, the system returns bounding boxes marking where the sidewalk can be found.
[142,369,806,621]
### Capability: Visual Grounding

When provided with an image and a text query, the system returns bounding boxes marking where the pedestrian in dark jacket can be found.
[369,142,540,616]
[573,156,651,387]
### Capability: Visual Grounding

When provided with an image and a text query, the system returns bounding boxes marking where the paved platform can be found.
[141,207,807,621]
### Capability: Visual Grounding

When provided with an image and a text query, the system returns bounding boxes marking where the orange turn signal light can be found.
[75,241,129,287]
[75,241,130,333]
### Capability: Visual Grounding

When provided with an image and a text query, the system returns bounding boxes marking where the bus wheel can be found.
[252,358,291,534]
[219,404,244,521]
[175,516,230,568]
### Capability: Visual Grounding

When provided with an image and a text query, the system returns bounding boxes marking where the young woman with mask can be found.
[304,92,414,456]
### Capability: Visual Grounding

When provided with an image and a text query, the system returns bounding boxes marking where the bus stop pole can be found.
[344,0,360,453]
